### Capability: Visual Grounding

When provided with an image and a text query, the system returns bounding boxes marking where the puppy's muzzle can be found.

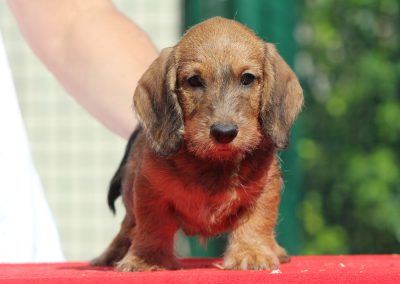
[210,123,239,144]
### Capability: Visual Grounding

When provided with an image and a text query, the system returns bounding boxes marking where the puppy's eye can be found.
[187,75,204,88]
[240,73,256,86]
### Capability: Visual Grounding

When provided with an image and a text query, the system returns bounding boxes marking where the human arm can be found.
[7,0,158,139]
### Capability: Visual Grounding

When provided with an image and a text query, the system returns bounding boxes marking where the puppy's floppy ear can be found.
[133,47,183,156]
[260,43,304,149]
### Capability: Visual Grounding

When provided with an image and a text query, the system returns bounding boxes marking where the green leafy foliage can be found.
[297,0,400,254]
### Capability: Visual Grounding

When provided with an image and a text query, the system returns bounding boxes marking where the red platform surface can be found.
[0,255,399,284]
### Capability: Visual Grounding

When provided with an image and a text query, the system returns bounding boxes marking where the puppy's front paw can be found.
[223,248,280,270]
[116,255,162,272]
[116,254,180,272]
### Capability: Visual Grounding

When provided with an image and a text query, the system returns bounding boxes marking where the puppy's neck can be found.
[167,140,276,194]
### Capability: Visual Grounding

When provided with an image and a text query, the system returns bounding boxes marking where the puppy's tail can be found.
[107,127,142,214]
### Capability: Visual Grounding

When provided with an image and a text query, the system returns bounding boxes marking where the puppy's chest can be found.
[159,162,265,237]
[172,185,255,237]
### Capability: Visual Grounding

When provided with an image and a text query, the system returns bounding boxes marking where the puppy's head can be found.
[134,17,303,159]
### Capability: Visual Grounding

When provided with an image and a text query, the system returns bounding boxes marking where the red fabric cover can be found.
[0,255,399,284]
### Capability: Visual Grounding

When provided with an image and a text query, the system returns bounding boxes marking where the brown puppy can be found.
[91,17,303,271]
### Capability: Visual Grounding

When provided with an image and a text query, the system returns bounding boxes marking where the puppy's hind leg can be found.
[91,128,142,266]
[90,215,134,266]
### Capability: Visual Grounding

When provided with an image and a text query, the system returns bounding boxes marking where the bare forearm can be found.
[7,0,158,138]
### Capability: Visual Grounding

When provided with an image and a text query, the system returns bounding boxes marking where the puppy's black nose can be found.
[210,124,238,144]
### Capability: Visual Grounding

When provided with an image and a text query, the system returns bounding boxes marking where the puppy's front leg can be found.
[223,169,289,270]
[116,212,178,272]
[116,182,179,272]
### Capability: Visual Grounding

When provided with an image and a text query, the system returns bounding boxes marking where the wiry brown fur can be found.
[91,17,303,271]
